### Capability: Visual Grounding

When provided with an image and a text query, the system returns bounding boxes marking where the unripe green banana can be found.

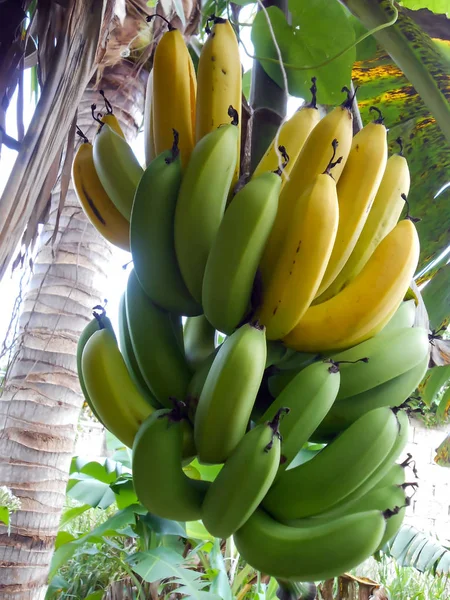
[202,410,285,539]
[77,307,116,423]
[174,122,239,302]
[117,294,160,409]
[185,348,220,421]
[233,508,386,582]
[331,326,429,400]
[263,407,399,520]
[202,172,280,334]
[267,354,321,397]
[380,299,416,334]
[194,322,266,464]
[126,269,192,408]
[258,360,340,472]
[325,409,410,512]
[376,461,407,489]
[327,484,410,552]
[313,353,429,440]
[265,341,290,368]
[82,328,154,448]
[286,483,409,552]
[273,349,319,371]
[132,407,209,521]
[184,315,216,371]
[130,142,202,316]
[93,124,143,220]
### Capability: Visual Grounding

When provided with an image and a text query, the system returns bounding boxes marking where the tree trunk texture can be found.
[0,61,146,600]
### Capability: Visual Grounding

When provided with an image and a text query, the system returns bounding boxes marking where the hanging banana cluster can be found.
[72,14,429,583]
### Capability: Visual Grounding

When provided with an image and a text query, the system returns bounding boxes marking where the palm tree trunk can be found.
[0,62,146,600]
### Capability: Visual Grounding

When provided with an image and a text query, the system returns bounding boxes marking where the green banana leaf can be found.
[436,384,450,421]
[352,47,450,274]
[435,433,450,467]
[385,523,450,573]
[421,262,450,331]
[418,363,450,406]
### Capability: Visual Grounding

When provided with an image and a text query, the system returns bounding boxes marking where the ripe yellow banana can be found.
[143,69,156,167]
[72,137,130,251]
[257,159,339,341]
[253,79,320,185]
[259,90,354,282]
[317,145,410,302]
[315,115,388,297]
[283,219,420,352]
[98,90,125,139]
[196,16,242,188]
[153,26,196,167]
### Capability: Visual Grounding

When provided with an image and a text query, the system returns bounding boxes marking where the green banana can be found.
[117,294,160,408]
[258,360,340,472]
[130,140,202,316]
[380,299,416,334]
[331,326,429,401]
[81,327,154,448]
[287,483,409,552]
[376,460,408,489]
[313,353,429,440]
[132,406,209,521]
[77,307,116,423]
[185,347,219,421]
[233,508,387,582]
[202,409,285,539]
[126,269,192,408]
[93,123,143,220]
[273,349,319,371]
[194,322,266,464]
[202,172,280,334]
[265,341,290,368]
[263,407,399,520]
[324,410,411,513]
[174,122,239,302]
[184,315,216,371]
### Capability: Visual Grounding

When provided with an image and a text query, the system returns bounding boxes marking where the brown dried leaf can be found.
[51,113,77,246]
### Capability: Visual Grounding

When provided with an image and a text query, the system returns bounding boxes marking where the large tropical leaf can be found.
[127,547,222,600]
[344,0,450,272]
[421,262,450,330]
[352,50,450,273]
[435,433,450,466]
[251,0,355,104]
[386,524,450,573]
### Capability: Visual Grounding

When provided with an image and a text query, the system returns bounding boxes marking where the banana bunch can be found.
[72,12,431,585]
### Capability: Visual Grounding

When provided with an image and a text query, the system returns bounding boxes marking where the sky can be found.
[0,11,302,359]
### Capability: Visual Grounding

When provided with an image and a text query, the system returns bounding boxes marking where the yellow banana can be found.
[98,90,125,139]
[283,219,420,352]
[153,25,196,167]
[196,16,242,188]
[257,152,339,341]
[315,113,388,297]
[259,89,354,282]
[316,143,410,302]
[253,79,320,185]
[143,69,156,167]
[72,135,130,251]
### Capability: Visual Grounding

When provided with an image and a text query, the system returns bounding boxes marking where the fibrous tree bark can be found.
[0,60,146,600]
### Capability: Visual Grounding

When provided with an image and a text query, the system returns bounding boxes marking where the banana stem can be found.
[342,0,450,145]
[249,0,288,173]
